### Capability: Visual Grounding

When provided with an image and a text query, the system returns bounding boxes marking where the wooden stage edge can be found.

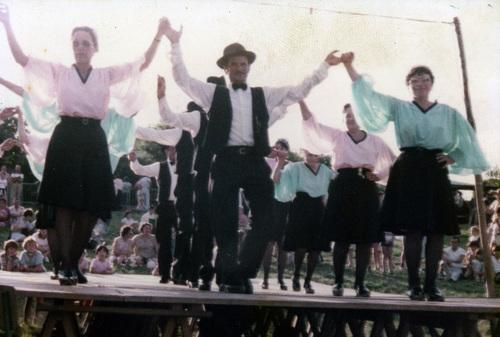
[1,271,500,337]
[0,271,499,314]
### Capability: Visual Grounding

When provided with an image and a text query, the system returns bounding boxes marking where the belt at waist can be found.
[60,116,100,127]
[218,146,258,157]
[337,167,371,174]
[400,147,442,154]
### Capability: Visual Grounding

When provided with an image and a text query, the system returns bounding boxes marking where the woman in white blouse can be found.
[301,100,395,297]
[0,4,168,285]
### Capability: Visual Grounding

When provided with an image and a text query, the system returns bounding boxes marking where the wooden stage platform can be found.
[0,271,499,336]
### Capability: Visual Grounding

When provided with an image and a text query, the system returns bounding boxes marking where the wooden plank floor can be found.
[0,271,498,314]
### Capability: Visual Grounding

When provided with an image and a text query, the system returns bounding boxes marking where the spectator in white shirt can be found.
[440,237,466,281]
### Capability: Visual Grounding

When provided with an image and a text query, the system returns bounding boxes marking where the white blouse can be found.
[24,55,145,120]
[303,115,396,180]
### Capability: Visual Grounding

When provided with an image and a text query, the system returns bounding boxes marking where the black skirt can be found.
[381,147,458,235]
[283,192,329,252]
[325,168,382,244]
[37,116,115,228]
[268,200,291,242]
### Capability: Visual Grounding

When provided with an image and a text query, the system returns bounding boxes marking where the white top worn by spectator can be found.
[443,246,466,268]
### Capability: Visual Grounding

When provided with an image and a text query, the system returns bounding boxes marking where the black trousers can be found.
[189,169,215,284]
[211,153,274,285]
[156,201,177,279]
[172,174,194,281]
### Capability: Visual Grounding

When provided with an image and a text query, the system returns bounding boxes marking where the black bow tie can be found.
[232,83,248,91]
[169,161,176,166]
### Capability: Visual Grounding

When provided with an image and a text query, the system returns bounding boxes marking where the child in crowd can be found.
[487,208,500,246]
[90,245,114,274]
[463,240,483,281]
[19,236,45,272]
[10,208,35,243]
[120,210,137,231]
[32,228,50,258]
[468,225,481,245]
[111,225,134,265]
[0,239,20,271]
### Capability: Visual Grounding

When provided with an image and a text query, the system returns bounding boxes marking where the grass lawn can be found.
[0,210,496,297]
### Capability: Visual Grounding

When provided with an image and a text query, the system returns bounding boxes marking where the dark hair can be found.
[468,240,480,248]
[496,207,500,214]
[23,209,34,217]
[275,138,290,151]
[120,225,132,237]
[343,103,351,110]
[139,222,152,232]
[451,236,460,242]
[96,244,109,255]
[406,66,434,85]
[72,26,99,51]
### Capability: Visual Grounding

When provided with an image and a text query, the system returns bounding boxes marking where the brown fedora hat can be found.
[216,43,256,69]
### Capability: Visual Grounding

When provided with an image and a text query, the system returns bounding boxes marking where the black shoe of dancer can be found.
[189,281,199,288]
[332,283,344,296]
[50,268,59,280]
[278,279,288,291]
[75,268,88,284]
[425,287,445,302]
[407,286,425,301]
[292,276,301,292]
[355,284,371,297]
[198,281,211,291]
[173,277,188,286]
[59,269,77,286]
[303,281,315,294]
[243,278,254,294]
[261,280,269,290]
[159,275,170,284]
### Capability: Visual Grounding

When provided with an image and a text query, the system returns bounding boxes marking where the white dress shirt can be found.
[169,43,330,146]
[130,160,177,201]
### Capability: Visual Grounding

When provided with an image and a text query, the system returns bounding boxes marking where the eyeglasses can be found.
[73,40,93,48]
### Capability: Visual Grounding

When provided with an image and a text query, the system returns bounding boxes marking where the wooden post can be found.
[453,17,496,297]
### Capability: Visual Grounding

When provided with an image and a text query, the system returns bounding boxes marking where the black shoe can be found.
[75,268,88,284]
[303,281,315,294]
[243,278,254,294]
[159,276,170,284]
[221,283,246,294]
[58,269,76,286]
[189,281,199,289]
[332,283,344,296]
[407,286,425,301]
[50,269,59,280]
[198,281,211,291]
[292,277,301,292]
[278,279,288,291]
[261,280,269,290]
[355,284,371,297]
[425,287,445,302]
[173,278,188,286]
